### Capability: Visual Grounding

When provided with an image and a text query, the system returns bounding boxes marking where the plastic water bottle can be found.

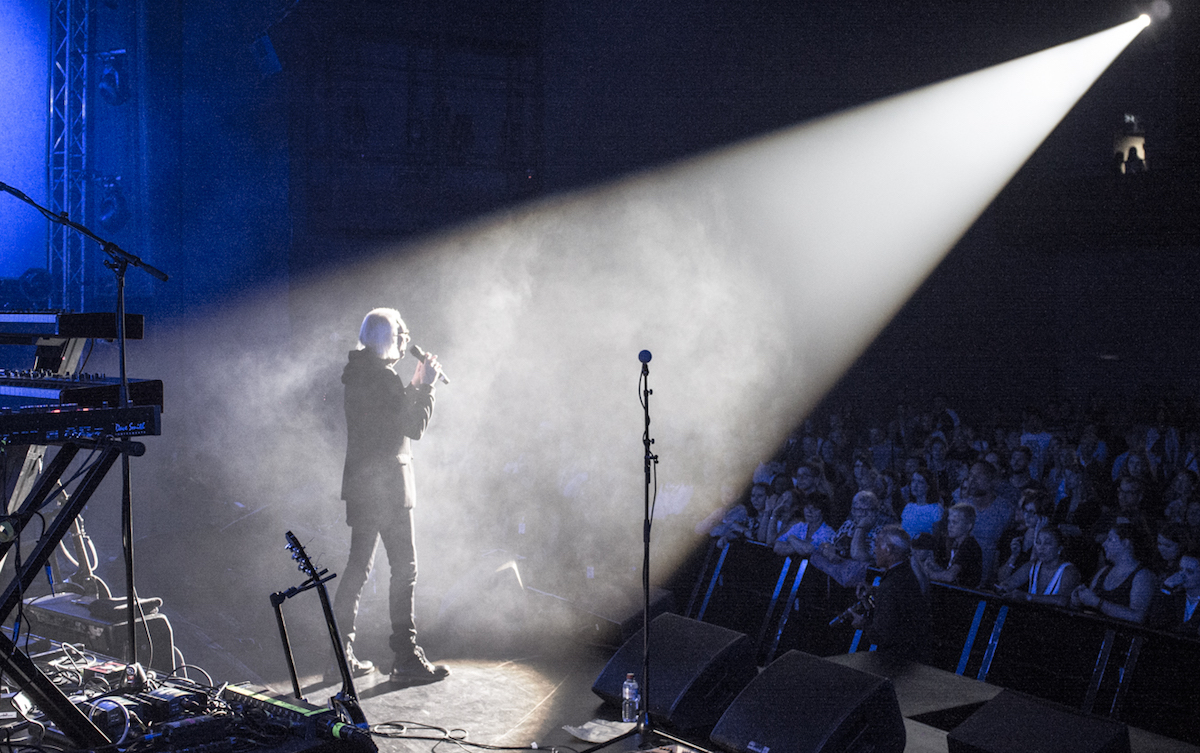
[621,673,640,723]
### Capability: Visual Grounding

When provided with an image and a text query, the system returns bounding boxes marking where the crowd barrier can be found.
[683,538,1200,745]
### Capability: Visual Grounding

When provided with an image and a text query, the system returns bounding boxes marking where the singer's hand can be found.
[413,352,440,386]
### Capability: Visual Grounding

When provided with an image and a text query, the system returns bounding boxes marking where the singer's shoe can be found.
[388,647,449,688]
[324,642,376,684]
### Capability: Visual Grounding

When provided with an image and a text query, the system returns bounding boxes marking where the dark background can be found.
[98,0,1200,415]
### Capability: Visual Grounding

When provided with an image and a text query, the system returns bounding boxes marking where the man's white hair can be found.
[358,307,405,360]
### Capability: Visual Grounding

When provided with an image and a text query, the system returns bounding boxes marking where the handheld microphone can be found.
[409,344,450,384]
[638,350,652,363]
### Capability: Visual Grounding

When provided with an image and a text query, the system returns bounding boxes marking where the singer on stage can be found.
[332,307,449,686]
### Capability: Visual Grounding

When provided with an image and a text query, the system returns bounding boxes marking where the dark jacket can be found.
[1147,590,1200,636]
[932,530,983,590]
[340,349,435,525]
[865,559,931,663]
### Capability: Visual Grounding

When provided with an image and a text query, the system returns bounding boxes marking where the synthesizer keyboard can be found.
[0,404,161,445]
[0,373,163,409]
[0,311,144,342]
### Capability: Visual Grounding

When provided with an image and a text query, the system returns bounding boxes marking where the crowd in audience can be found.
[698,395,1200,637]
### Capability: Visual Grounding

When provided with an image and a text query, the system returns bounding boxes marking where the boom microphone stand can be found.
[0,180,169,668]
[582,351,714,753]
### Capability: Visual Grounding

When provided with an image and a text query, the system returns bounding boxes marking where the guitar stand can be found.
[275,531,368,729]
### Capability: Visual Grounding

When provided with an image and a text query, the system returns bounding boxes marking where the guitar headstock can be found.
[285,530,321,580]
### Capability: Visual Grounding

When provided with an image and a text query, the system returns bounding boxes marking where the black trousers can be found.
[332,507,419,663]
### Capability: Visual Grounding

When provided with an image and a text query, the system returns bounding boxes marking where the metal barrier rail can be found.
[685,541,1200,743]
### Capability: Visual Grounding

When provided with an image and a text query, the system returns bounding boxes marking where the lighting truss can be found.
[47,0,90,312]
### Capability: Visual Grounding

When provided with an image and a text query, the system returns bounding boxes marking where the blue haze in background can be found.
[0,0,49,280]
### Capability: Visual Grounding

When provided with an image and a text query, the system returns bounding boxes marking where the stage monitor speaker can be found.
[710,650,905,753]
[947,689,1130,753]
[24,593,176,674]
[592,612,756,731]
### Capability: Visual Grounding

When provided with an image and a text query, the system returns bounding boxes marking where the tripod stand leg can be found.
[578,720,719,753]
[579,725,640,753]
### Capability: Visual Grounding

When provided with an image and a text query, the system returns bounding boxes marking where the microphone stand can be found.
[0,180,169,667]
[581,353,715,753]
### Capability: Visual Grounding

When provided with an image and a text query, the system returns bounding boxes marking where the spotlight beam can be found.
[703,15,1154,411]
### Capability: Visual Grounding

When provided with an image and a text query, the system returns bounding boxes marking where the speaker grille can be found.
[947,690,1130,753]
[711,650,906,753]
[592,613,756,731]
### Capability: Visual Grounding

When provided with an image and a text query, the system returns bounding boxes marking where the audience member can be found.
[1181,428,1200,477]
[897,453,923,509]
[900,467,944,538]
[959,461,1016,586]
[1008,446,1035,490]
[700,483,764,546]
[1052,454,1101,527]
[921,503,983,589]
[1019,409,1054,481]
[1051,454,1103,566]
[793,461,841,523]
[850,455,892,519]
[1125,452,1161,510]
[850,525,931,662]
[1094,475,1157,555]
[1111,426,1151,481]
[1071,523,1156,624]
[867,425,900,475]
[773,493,836,558]
[1076,424,1109,482]
[1163,469,1198,524]
[1044,443,1077,505]
[926,436,951,495]
[1147,554,1200,635]
[759,474,798,545]
[998,488,1053,579]
[763,492,801,547]
[851,455,875,494]
[828,490,888,564]
[946,427,975,466]
[1152,521,1190,586]
[791,462,822,498]
[995,527,1081,607]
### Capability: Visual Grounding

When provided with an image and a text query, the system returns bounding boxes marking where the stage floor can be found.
[247,645,1200,753]
[281,645,640,753]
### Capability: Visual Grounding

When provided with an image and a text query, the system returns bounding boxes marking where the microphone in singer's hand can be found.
[409,344,450,384]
